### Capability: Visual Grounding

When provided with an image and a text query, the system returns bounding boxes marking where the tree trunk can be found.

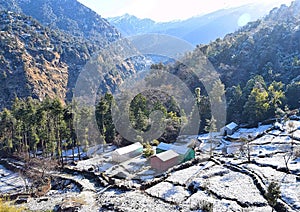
[77,139,81,161]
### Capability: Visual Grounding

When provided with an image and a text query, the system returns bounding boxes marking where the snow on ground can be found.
[50,172,97,192]
[244,163,300,209]
[192,165,268,206]
[285,120,300,131]
[146,182,190,203]
[167,164,204,185]
[194,165,229,180]
[0,165,28,193]
[76,154,114,172]
[86,144,116,157]
[293,130,300,139]
[24,190,99,212]
[136,169,156,181]
[184,190,272,212]
[281,183,300,210]
[251,134,275,145]
[251,144,279,157]
[197,132,221,140]
[268,129,284,136]
[98,189,180,212]
[105,155,153,180]
[229,125,272,140]
[122,157,149,173]
[254,153,300,174]
[245,164,296,184]
[207,171,267,206]
[270,135,292,144]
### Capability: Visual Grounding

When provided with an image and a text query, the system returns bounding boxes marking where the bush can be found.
[143,142,154,157]
[266,181,281,210]
[152,139,160,146]
[0,199,24,212]
[191,200,213,212]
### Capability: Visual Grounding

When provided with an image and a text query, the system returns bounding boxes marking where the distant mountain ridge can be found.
[108,1,292,45]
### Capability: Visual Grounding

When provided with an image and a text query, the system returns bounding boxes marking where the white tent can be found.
[112,142,143,163]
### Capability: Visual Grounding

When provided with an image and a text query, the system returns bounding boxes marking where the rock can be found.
[70,161,77,166]
[15,195,30,204]
[276,166,289,173]
[37,197,48,203]
[57,202,82,212]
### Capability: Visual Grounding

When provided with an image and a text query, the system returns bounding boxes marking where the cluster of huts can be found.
[151,143,195,171]
[110,122,240,172]
[111,142,195,172]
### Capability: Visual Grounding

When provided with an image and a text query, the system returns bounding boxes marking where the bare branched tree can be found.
[240,136,253,163]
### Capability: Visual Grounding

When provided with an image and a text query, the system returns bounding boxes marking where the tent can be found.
[156,142,195,163]
[112,142,143,163]
[171,145,195,163]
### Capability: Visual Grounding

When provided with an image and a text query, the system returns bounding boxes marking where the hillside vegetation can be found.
[187,1,300,124]
[0,0,140,110]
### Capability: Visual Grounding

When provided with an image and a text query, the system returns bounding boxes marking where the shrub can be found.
[152,139,160,146]
[0,199,24,212]
[191,200,213,212]
[266,181,281,211]
[143,142,154,157]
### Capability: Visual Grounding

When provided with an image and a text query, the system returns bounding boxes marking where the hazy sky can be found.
[78,0,293,22]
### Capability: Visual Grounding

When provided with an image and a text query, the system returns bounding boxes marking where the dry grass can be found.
[0,199,24,212]
[61,196,86,209]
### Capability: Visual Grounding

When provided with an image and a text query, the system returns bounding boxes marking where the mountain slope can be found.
[0,11,70,108]
[200,0,300,87]
[189,0,300,123]
[0,1,139,109]
[108,1,292,45]
[0,0,121,45]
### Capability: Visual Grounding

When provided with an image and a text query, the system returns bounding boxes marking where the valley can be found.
[0,0,299,211]
[0,120,299,211]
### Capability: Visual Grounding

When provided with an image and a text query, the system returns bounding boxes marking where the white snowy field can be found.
[184,190,273,212]
[0,165,28,194]
[229,125,272,140]
[146,182,190,203]
[167,164,204,185]
[245,163,300,210]
[191,165,268,206]
[98,189,180,212]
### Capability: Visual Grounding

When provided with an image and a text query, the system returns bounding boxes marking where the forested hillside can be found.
[0,0,141,110]
[0,0,121,44]
[194,1,300,124]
